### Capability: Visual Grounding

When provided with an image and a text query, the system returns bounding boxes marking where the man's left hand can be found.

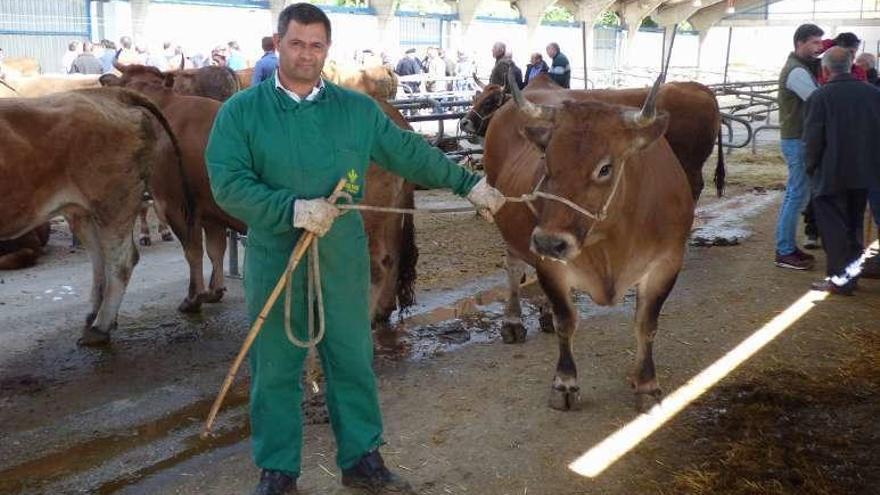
[467,177,506,222]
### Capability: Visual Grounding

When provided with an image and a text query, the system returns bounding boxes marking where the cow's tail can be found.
[713,125,726,197]
[118,88,196,243]
[395,182,419,313]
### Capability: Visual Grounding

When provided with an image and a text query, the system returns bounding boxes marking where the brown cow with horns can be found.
[485,73,694,410]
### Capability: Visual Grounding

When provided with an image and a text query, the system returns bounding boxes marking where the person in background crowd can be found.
[252,36,278,86]
[454,50,474,91]
[855,52,878,85]
[211,46,228,67]
[205,4,505,494]
[70,41,103,75]
[488,42,523,90]
[525,52,549,83]
[545,42,571,88]
[227,40,247,70]
[803,46,880,293]
[426,47,446,93]
[0,47,6,79]
[395,47,423,95]
[818,32,865,84]
[441,49,455,90]
[62,40,81,74]
[775,23,824,271]
[98,39,116,73]
[116,36,141,65]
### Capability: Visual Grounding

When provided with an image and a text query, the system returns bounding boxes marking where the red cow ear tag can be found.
[344,169,361,195]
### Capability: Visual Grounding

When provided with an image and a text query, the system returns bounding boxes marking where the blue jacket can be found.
[252,52,278,86]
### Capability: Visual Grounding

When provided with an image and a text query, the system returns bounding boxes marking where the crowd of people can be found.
[775,24,880,294]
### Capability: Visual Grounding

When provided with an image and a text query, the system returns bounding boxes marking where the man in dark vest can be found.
[774,23,824,271]
[803,46,880,294]
[545,42,571,88]
[488,42,523,90]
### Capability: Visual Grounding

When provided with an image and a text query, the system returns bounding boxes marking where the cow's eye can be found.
[598,163,612,178]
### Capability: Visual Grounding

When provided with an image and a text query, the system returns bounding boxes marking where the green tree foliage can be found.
[541,5,575,23]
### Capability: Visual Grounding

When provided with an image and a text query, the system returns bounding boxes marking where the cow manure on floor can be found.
[639,329,880,494]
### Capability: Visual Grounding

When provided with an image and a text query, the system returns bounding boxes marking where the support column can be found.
[269,0,288,32]
[456,0,484,39]
[568,0,615,87]
[371,0,397,49]
[130,0,149,44]
[618,0,664,66]
[513,0,557,52]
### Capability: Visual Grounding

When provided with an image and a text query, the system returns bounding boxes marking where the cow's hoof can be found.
[178,298,202,313]
[549,385,581,411]
[84,312,97,328]
[500,322,526,344]
[139,237,151,247]
[78,327,111,347]
[161,232,174,242]
[199,288,226,304]
[538,308,554,333]
[634,389,663,412]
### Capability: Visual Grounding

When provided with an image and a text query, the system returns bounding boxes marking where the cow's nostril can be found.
[533,233,569,258]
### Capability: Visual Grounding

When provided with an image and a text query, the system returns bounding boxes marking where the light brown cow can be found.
[101,65,243,312]
[322,61,398,100]
[0,88,193,345]
[462,74,725,200]
[166,65,240,101]
[0,224,50,270]
[485,75,694,410]
[0,74,101,98]
[100,65,418,323]
[0,56,41,77]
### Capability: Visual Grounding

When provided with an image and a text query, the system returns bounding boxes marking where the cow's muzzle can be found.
[459,115,477,134]
[530,228,579,262]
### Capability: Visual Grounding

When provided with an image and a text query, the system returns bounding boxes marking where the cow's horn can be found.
[508,70,555,121]
[113,49,126,72]
[472,73,486,89]
[637,73,664,124]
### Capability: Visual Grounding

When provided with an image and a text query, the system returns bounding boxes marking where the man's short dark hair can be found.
[833,32,860,49]
[793,24,823,48]
[277,3,331,41]
[261,36,274,52]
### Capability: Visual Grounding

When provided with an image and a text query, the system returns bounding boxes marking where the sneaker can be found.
[775,251,814,270]
[253,469,297,495]
[803,235,820,250]
[811,280,854,295]
[794,248,816,262]
[342,450,415,494]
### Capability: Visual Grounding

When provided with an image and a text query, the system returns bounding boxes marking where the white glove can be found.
[293,198,340,237]
[467,177,506,222]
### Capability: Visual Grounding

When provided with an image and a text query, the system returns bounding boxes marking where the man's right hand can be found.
[293,198,340,237]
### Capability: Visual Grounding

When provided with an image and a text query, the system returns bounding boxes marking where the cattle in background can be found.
[0,224,50,270]
[167,65,239,101]
[0,88,193,345]
[0,74,101,98]
[235,67,254,89]
[100,64,418,323]
[485,75,694,410]
[462,74,725,200]
[1,56,41,78]
[322,60,398,100]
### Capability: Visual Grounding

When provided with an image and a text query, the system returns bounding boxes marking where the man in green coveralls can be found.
[205,4,505,495]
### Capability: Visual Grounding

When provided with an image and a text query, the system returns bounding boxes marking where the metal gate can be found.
[0,0,90,74]
[398,14,442,51]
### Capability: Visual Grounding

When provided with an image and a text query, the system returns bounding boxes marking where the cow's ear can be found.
[163,72,175,88]
[524,125,553,150]
[99,74,121,87]
[625,111,669,151]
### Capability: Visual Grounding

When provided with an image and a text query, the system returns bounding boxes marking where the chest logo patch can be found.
[345,168,361,195]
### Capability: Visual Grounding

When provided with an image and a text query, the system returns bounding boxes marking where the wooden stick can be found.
[202,178,347,438]
[866,205,875,249]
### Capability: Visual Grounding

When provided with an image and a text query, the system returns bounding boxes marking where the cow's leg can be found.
[156,206,173,242]
[79,230,139,346]
[538,268,580,411]
[501,250,528,343]
[200,222,227,304]
[138,202,152,246]
[178,224,206,313]
[630,264,680,410]
[68,213,105,328]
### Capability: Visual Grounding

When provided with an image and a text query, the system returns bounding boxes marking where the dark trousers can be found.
[803,199,819,239]
[812,190,868,279]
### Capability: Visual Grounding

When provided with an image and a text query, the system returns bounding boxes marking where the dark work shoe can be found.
[253,469,297,495]
[794,248,816,261]
[811,280,854,296]
[775,251,813,270]
[342,450,415,494]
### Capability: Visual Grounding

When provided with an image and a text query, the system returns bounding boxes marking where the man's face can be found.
[274,20,330,85]
[546,44,557,58]
[796,35,823,59]
[492,44,504,59]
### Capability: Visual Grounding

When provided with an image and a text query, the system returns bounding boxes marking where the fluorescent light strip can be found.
[568,240,879,478]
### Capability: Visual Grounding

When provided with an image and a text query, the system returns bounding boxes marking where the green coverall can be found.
[205,78,480,476]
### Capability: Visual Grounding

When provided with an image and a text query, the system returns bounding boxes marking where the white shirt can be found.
[786,67,818,101]
[275,72,324,103]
